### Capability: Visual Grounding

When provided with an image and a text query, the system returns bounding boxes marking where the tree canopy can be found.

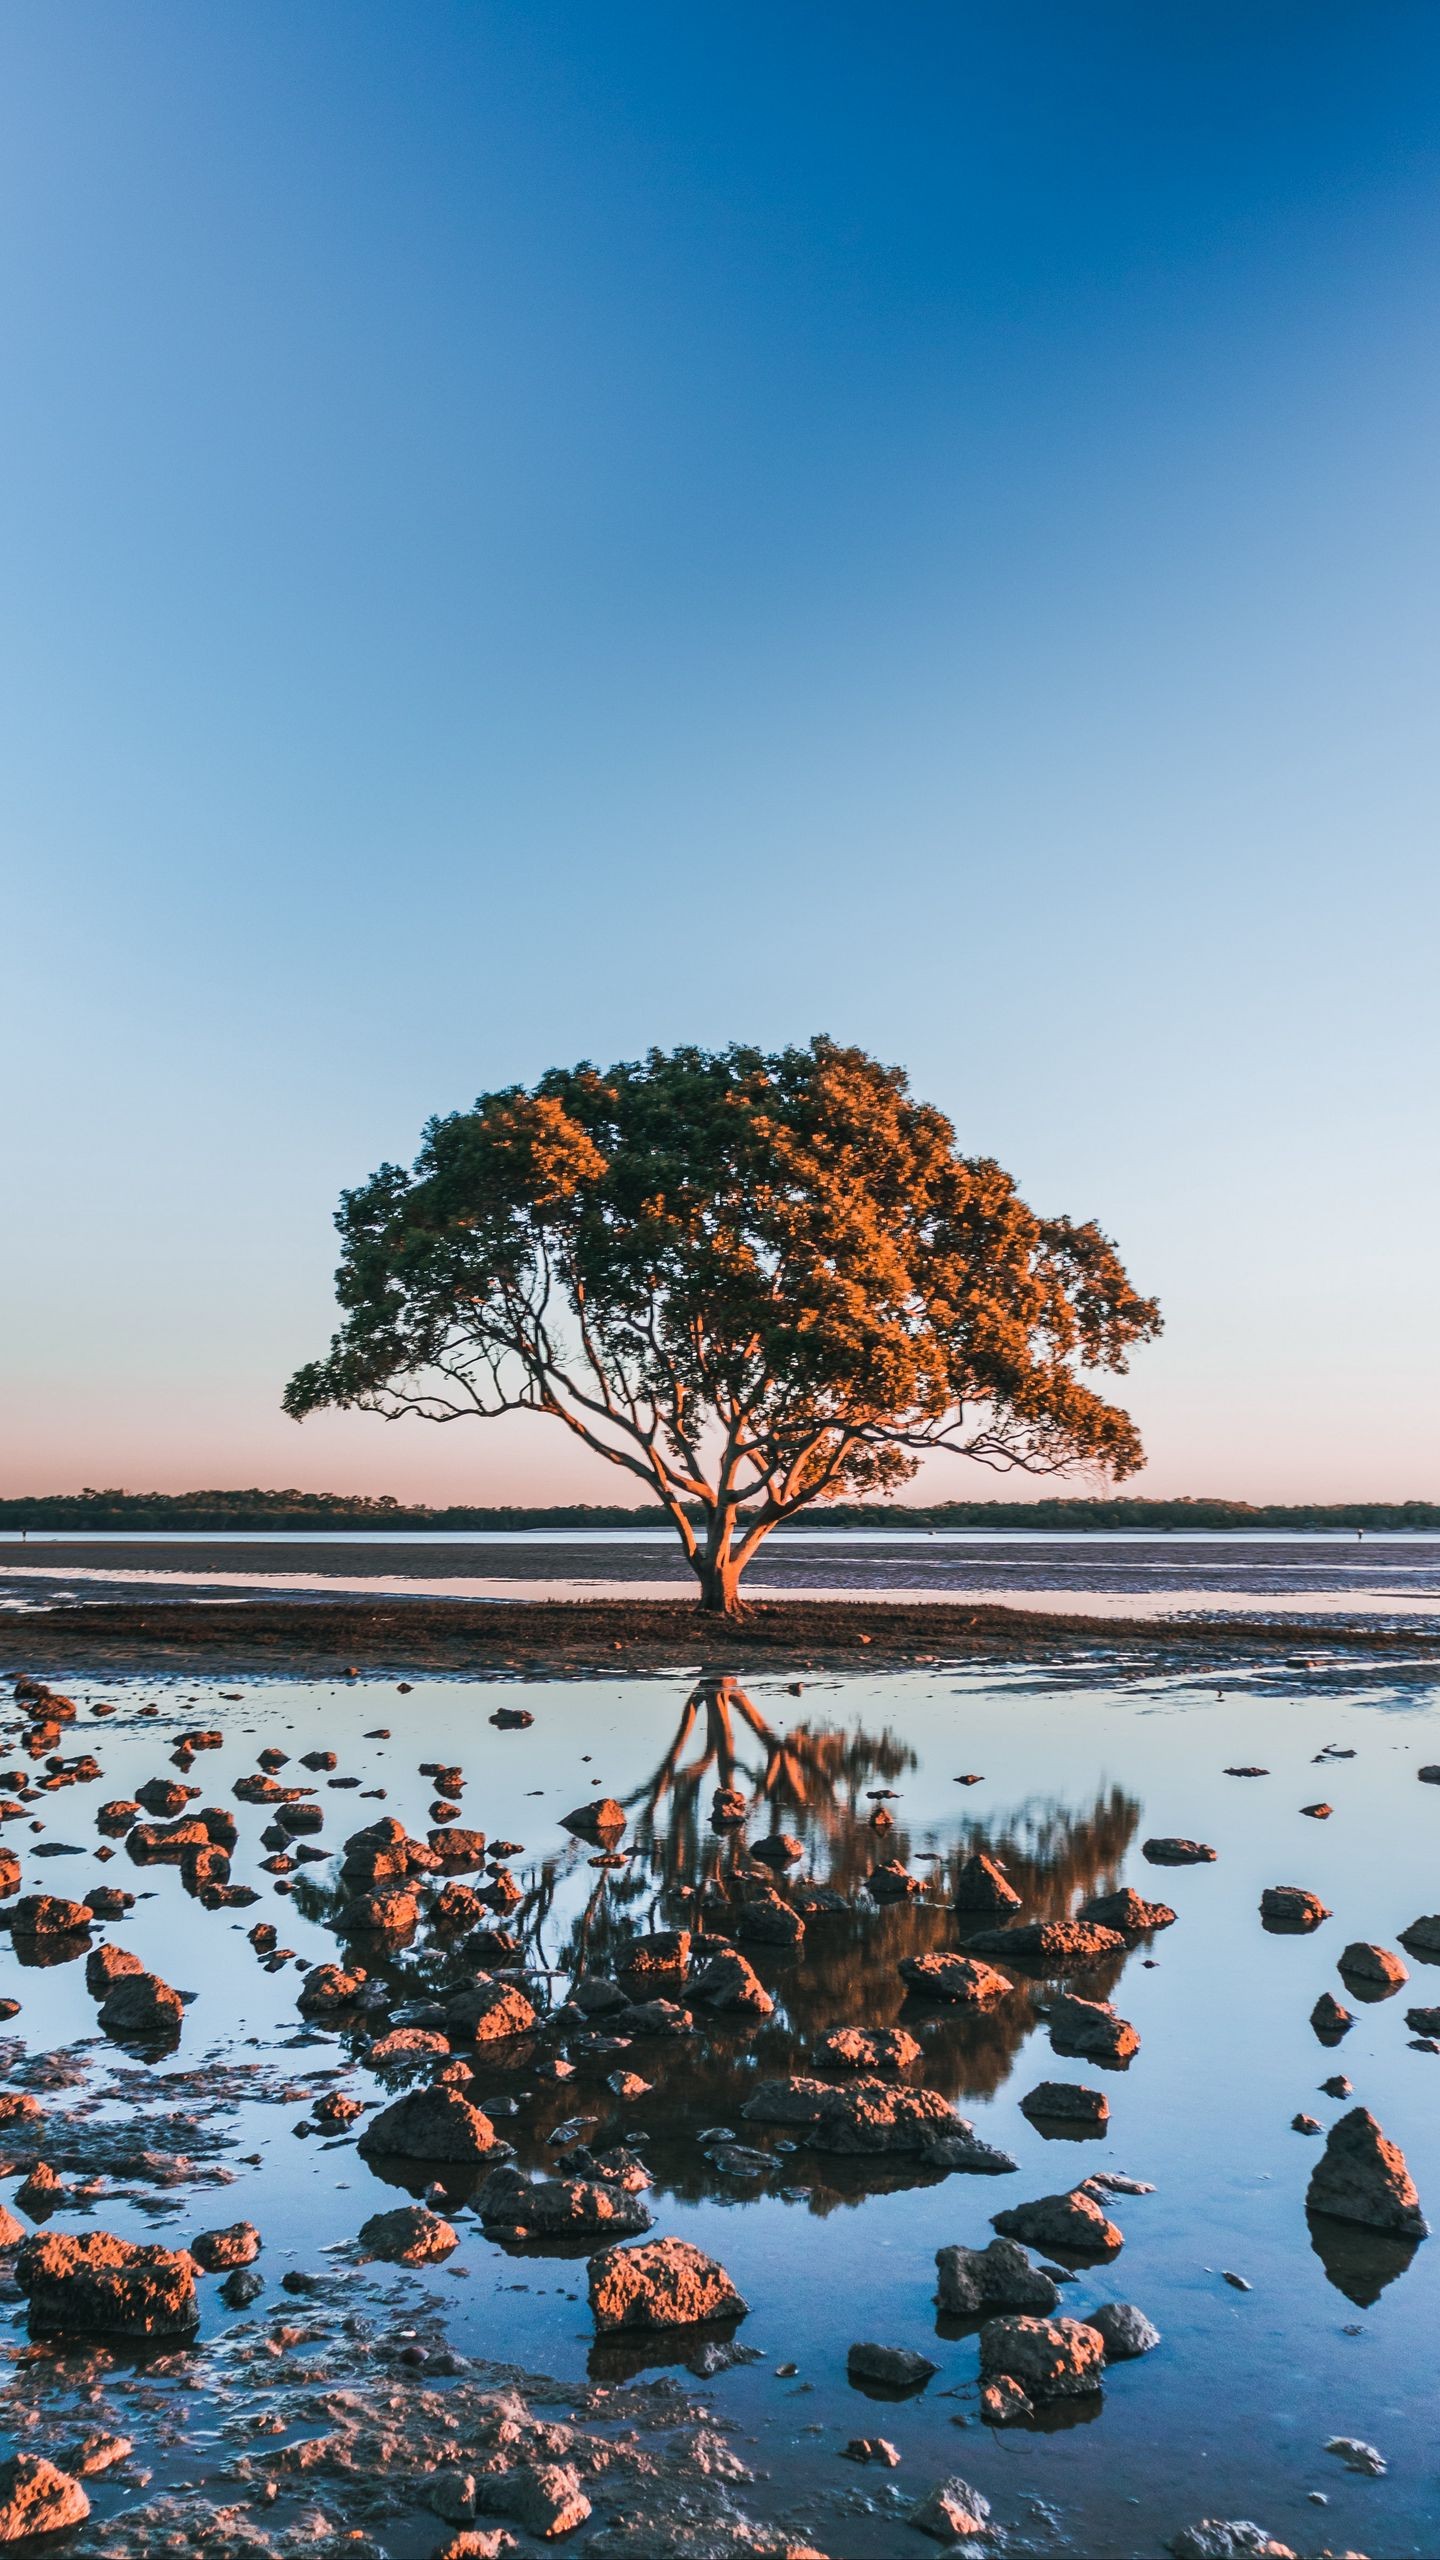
[284,1038,1161,1612]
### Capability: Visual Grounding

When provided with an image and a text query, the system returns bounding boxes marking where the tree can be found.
[283,1038,1161,1615]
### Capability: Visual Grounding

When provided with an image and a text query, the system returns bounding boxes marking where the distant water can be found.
[3,1528,1440,1624]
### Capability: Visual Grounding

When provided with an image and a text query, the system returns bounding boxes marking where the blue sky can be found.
[3,2,1436,1502]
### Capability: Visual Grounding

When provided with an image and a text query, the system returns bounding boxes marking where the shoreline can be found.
[4,1591,1438,1676]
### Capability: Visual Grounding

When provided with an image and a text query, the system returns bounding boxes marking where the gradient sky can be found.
[3,2,1437,1506]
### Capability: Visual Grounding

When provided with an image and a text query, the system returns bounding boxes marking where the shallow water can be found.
[3,1654,1440,2555]
[5,1528,1440,1624]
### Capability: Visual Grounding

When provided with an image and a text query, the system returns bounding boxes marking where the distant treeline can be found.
[1,1487,1437,1532]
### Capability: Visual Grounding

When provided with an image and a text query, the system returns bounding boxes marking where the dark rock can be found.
[477,2167,652,2238]
[908,2475,992,2542]
[7,1894,91,1937]
[17,2230,199,2336]
[816,2027,922,2073]
[733,1895,804,1949]
[358,2087,503,2163]
[751,1834,803,1867]
[97,1970,184,2041]
[992,2190,1123,2254]
[1079,1887,1176,1934]
[445,1978,538,2043]
[1260,1885,1329,1931]
[0,2453,90,2539]
[950,1853,1021,1915]
[867,1860,921,1902]
[1089,2300,1160,2357]
[922,2134,1018,2175]
[846,2340,937,2391]
[898,1953,1012,2005]
[687,1948,773,2017]
[358,2205,458,2263]
[964,1920,1125,1968]
[741,2074,957,2154]
[1337,1941,1407,1992]
[1020,2080,1109,2127]
[1398,1913,1440,1959]
[1306,2106,1427,2237]
[934,2237,1060,2316]
[1167,2527,1296,2560]
[1142,1839,1216,1865]
[588,2236,747,2331]
[1310,1990,1353,2038]
[190,2222,260,2271]
[297,1961,368,2017]
[618,1929,691,1980]
[1048,1994,1140,2064]
[978,2311,1104,2401]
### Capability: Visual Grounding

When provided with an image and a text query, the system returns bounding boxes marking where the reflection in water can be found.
[1307,2211,1422,2306]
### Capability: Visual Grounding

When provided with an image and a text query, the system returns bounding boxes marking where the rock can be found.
[359,2087,502,2163]
[1311,1992,1353,2038]
[992,2190,1123,2253]
[1418,1765,1440,1784]
[846,2340,937,2390]
[588,2237,747,2331]
[476,2168,652,2238]
[445,1979,538,2043]
[1167,2528,1296,2560]
[1292,2114,1322,2134]
[898,1953,1012,2005]
[950,1853,1021,1914]
[617,1998,695,2038]
[934,2237,1060,2317]
[1405,2004,1440,2035]
[1143,1839,1216,1865]
[1260,1885,1329,1930]
[1079,1887,1177,1934]
[979,2374,1033,2423]
[0,1848,20,1898]
[6,1895,90,1937]
[97,1971,184,2041]
[1306,2106,1427,2236]
[751,1834,803,1867]
[868,1860,921,1901]
[0,2453,90,2540]
[1300,1803,1332,1819]
[1089,2300,1160,2357]
[816,2027,922,2073]
[922,2134,1018,2175]
[710,1788,746,1826]
[16,2230,199,2336]
[67,2433,132,2478]
[843,2436,900,2465]
[219,2267,265,2307]
[337,1886,419,1935]
[474,2463,591,2539]
[741,2074,957,2154]
[427,1826,488,1868]
[908,2475,992,2542]
[964,1919,1125,1968]
[1398,1913,1440,1958]
[687,1948,773,2017]
[358,2205,458,2263]
[0,2207,24,2249]
[1324,2435,1385,2474]
[1337,1942,1407,1991]
[85,1943,143,1996]
[297,1962,368,2017]
[0,2095,38,2129]
[490,1707,533,1729]
[561,1800,626,1838]
[1048,1993,1140,2063]
[618,1929,691,1980]
[1020,2080,1109,2127]
[438,2537,515,2560]
[734,1896,804,1949]
[571,1974,629,2015]
[978,2312,1104,2401]
[189,2222,260,2271]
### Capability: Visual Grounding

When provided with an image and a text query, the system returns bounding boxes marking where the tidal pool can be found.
[2,1651,1439,2557]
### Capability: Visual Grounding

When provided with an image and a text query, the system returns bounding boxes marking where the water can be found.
[5,1529,1440,1623]
[3,1654,1439,2554]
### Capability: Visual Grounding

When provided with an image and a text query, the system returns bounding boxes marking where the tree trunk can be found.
[696,1549,746,1617]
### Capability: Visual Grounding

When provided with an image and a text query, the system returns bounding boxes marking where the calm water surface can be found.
[3,1656,1440,2554]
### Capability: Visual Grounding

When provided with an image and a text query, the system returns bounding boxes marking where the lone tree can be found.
[284,1038,1161,1615]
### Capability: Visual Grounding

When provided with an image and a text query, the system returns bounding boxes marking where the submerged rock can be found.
[898,1953,1012,2006]
[934,2237,1060,2317]
[0,2453,90,2541]
[588,2237,747,2331]
[978,2312,1105,2400]
[1306,2106,1427,2237]
[17,2230,199,2337]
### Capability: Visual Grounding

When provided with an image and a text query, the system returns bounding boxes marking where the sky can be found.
[2,1,1437,1507]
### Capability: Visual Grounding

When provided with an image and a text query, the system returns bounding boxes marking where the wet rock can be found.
[339,1815,414,1882]
[6,1894,91,1936]
[1398,1913,1440,1958]
[1168,2527,1297,2560]
[1260,1885,1329,1931]
[1080,1887,1177,1934]
[490,1707,534,1729]
[1047,1993,1140,2064]
[964,1920,1125,1968]
[1324,2434,1385,2474]
[297,1961,369,2017]
[1300,1803,1332,1819]
[1310,1992,1353,2038]
[935,2237,1060,2316]
[1319,2074,1352,2097]
[1306,2106,1427,2237]
[908,2475,992,2541]
[477,2167,652,2238]
[369,2026,450,2065]
[741,2074,956,2154]
[1404,2004,1440,2036]
[219,2266,264,2307]
[446,1978,539,2043]
[127,1817,213,1862]
[0,2452,90,2540]
[337,1886,420,1935]
[359,2204,458,2262]
[868,1860,921,1901]
[843,2436,900,2465]
[588,2236,747,2331]
[1089,2300,1160,2357]
[687,1949,774,2017]
[0,2093,39,2128]
[1143,1839,1216,1865]
[85,1943,143,1996]
[899,1953,1012,2006]
[817,2027,922,2073]
[16,2229,199,2336]
[67,2433,132,2478]
[97,1970,184,2042]
[1337,1942,1407,1992]
[190,2222,260,2271]
[16,2162,66,2216]
[619,1930,692,1981]
[710,1788,747,1826]
[1020,2080,1109,2128]
[950,1853,1021,1915]
[846,2340,937,2391]
[978,2311,1104,2402]
[734,1895,804,1949]
[992,2189,1123,2254]
[617,1998,695,2038]
[0,1847,19,1898]
[428,1826,488,1868]
[751,1834,803,1868]
[358,2086,503,2163]
[1292,2114,1322,2134]
[572,1975,630,2016]
[135,1778,196,1817]
[313,2089,363,2127]
[96,1801,140,1834]
[474,2463,591,2539]
[979,2373,1032,2424]
[922,2133,1018,2175]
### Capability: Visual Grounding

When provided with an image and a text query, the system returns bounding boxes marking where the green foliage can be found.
[281,1038,1161,1605]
